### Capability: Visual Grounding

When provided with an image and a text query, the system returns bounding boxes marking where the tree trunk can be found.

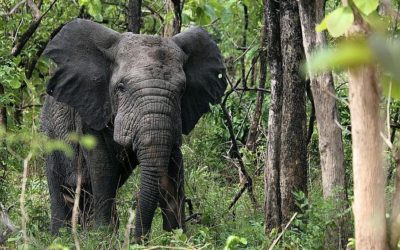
[163,0,182,37]
[279,0,307,224]
[264,0,283,231]
[0,84,6,130]
[246,57,265,151]
[245,14,264,152]
[127,0,142,34]
[240,3,248,89]
[349,66,387,249]
[298,0,347,248]
[342,1,388,248]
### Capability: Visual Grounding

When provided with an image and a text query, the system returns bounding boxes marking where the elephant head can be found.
[43,19,226,239]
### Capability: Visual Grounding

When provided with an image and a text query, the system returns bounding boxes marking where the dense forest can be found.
[1,0,400,249]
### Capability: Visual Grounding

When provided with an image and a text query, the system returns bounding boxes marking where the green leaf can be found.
[44,140,74,158]
[8,78,21,89]
[363,10,390,32]
[79,135,97,150]
[223,235,247,250]
[326,6,354,37]
[305,39,374,75]
[204,4,216,20]
[316,16,328,32]
[353,0,379,16]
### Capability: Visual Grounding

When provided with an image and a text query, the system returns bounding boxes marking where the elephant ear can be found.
[172,27,227,134]
[44,18,121,130]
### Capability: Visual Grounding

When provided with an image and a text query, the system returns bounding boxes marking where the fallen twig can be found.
[268,212,298,250]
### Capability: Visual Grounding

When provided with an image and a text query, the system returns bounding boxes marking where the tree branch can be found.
[143,4,164,22]
[11,0,57,57]
[306,79,316,145]
[221,96,258,209]
[1,0,26,17]
[27,0,41,21]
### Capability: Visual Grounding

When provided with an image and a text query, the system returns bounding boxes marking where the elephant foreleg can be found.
[46,152,72,234]
[84,129,121,229]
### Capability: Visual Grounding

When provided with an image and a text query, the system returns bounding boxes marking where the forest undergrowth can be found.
[0,97,353,249]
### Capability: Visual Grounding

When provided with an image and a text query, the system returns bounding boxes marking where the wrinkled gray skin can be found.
[40,19,226,241]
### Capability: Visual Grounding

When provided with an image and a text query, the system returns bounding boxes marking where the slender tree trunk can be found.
[342,1,388,248]
[163,0,182,37]
[240,3,248,89]
[250,56,258,87]
[246,54,265,151]
[298,0,347,248]
[245,11,263,152]
[0,84,6,130]
[349,66,387,249]
[279,0,307,223]
[127,0,142,34]
[264,0,283,231]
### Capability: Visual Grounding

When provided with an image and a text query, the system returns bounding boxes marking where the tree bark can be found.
[279,0,307,224]
[342,1,388,248]
[127,0,142,34]
[349,66,387,249]
[298,0,347,248]
[0,84,6,130]
[163,0,182,37]
[264,0,283,231]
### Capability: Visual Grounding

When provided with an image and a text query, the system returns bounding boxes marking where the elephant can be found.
[40,18,226,241]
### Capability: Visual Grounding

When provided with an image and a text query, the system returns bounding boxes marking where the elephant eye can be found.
[116,83,126,93]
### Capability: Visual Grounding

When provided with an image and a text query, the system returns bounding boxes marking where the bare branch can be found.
[220,100,258,209]
[27,0,41,21]
[143,3,164,22]
[71,149,82,250]
[0,0,26,17]
[20,153,32,246]
[235,87,270,93]
[11,0,58,57]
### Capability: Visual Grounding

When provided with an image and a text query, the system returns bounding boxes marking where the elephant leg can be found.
[159,148,185,232]
[46,152,72,234]
[84,129,121,229]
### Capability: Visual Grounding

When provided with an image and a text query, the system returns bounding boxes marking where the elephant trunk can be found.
[133,100,180,239]
[134,145,171,238]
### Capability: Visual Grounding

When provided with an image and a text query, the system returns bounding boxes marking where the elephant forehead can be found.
[117,34,184,65]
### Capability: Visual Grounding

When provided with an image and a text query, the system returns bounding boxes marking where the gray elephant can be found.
[40,19,226,240]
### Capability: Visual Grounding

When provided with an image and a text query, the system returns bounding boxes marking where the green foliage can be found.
[79,0,103,22]
[279,190,352,249]
[309,1,400,102]
[353,0,379,16]
[0,0,372,248]
[223,235,248,250]
[317,0,380,37]
[306,39,374,75]
[317,6,354,37]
